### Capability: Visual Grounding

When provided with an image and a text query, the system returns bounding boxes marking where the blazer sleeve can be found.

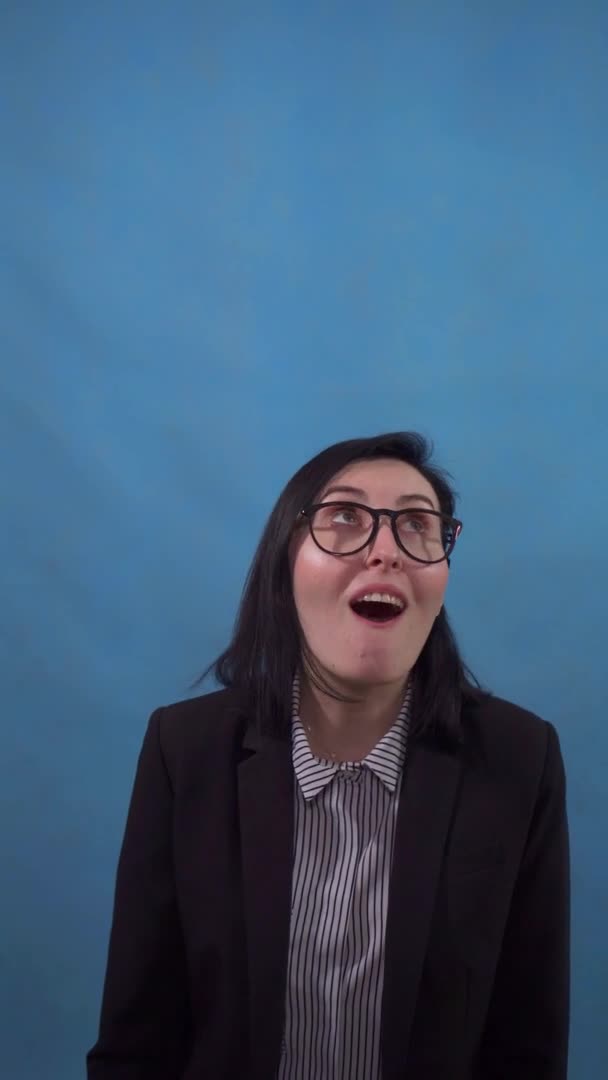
[87,708,191,1079]
[475,721,570,1079]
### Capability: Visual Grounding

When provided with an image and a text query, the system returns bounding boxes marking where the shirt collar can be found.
[291,675,411,801]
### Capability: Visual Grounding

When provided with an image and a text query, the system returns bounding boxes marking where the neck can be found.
[298,670,409,762]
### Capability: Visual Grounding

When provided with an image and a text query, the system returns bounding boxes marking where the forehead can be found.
[320,457,439,508]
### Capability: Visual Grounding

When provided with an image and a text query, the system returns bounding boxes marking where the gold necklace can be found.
[303,718,339,761]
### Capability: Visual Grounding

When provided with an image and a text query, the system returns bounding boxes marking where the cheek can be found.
[408,563,449,613]
[291,538,353,615]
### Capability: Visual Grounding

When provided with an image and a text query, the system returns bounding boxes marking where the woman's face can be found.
[291,457,451,693]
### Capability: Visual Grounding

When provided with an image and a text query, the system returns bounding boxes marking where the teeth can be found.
[358,592,404,610]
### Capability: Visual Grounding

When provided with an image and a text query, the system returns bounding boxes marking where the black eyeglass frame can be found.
[299,501,463,565]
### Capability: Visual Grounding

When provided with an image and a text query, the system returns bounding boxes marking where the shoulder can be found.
[462,690,564,790]
[157,685,248,726]
[467,690,547,737]
[149,687,252,773]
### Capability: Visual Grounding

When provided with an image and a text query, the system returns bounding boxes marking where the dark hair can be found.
[207,432,481,746]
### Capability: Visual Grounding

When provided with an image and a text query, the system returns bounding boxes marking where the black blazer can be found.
[87,688,570,1080]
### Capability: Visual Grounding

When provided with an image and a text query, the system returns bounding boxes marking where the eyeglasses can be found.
[299,501,462,564]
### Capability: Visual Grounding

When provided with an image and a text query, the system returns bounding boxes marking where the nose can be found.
[365,515,403,568]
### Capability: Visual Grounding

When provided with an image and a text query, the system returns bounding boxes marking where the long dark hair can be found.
[207,432,481,746]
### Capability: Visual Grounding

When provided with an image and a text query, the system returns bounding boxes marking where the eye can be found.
[331,505,361,526]
[401,512,428,533]
[397,511,444,544]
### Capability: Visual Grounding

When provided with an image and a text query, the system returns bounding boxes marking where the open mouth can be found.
[350,597,405,624]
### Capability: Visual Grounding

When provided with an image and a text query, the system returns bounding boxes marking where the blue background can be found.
[1,2,606,1076]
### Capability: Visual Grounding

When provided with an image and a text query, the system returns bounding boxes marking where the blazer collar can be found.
[238,729,293,1079]
[381,738,462,1079]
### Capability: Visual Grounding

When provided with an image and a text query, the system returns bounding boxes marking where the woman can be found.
[87,431,570,1079]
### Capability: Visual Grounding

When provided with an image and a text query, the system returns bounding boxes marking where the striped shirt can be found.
[277,679,411,1080]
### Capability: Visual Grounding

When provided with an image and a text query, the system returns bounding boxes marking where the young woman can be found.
[87,432,570,1079]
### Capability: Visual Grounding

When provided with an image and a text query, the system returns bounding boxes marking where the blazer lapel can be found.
[381,740,462,1080]
[238,727,294,1080]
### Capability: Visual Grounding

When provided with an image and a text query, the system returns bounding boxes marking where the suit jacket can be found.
[87,687,570,1080]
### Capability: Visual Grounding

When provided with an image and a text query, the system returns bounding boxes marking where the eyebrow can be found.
[321,485,437,510]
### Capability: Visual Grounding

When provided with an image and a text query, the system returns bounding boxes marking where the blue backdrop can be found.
[1,3,606,1077]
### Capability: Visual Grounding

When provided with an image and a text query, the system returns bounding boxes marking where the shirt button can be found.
[338,765,362,783]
